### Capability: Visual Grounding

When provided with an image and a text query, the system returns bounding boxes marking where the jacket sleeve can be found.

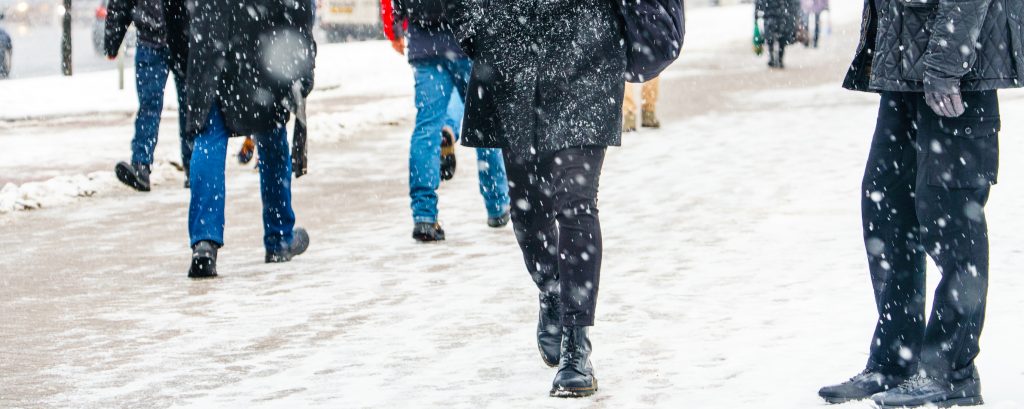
[446,0,485,58]
[380,0,396,41]
[922,0,992,93]
[103,0,136,57]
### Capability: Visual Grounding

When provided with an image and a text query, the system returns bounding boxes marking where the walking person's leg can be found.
[503,150,561,367]
[254,126,309,263]
[116,45,171,192]
[187,103,230,278]
[640,78,660,128]
[548,146,606,398]
[409,59,456,241]
[476,147,510,226]
[813,12,822,48]
[819,92,919,403]
[622,82,637,132]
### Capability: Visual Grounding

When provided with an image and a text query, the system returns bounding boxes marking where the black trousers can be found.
[504,147,606,327]
[863,91,1000,381]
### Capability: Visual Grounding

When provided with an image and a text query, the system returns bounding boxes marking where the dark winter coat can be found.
[104,0,189,74]
[755,0,800,43]
[184,0,317,136]
[843,0,1024,94]
[391,0,466,62]
[447,0,627,158]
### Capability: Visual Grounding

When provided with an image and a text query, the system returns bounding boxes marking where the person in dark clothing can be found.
[388,0,511,242]
[448,0,625,398]
[820,0,1023,407]
[104,0,191,190]
[182,0,317,278]
[755,0,800,68]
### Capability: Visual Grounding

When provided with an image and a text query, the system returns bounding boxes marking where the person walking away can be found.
[622,77,660,132]
[389,0,511,242]
[105,0,191,190]
[183,0,317,278]
[800,0,828,48]
[449,0,626,397]
[755,0,799,68]
[818,0,1023,406]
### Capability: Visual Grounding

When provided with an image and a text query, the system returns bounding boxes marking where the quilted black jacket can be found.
[844,0,1024,93]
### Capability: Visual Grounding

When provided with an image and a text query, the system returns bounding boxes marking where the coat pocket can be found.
[898,6,936,82]
[919,114,1000,188]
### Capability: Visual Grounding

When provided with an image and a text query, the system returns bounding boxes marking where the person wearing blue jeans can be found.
[187,104,310,278]
[409,57,511,241]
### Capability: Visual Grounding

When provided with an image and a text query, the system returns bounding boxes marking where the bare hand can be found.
[390,38,405,56]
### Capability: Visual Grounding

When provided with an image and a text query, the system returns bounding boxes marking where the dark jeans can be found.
[189,103,296,252]
[862,91,999,382]
[132,44,191,170]
[504,147,606,327]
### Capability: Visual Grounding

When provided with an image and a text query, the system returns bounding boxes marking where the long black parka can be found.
[184,0,317,136]
[447,0,627,159]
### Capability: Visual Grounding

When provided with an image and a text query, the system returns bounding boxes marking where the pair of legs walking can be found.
[408,57,510,240]
[622,78,661,131]
[822,91,999,407]
[186,103,309,278]
[505,146,606,397]
[116,44,192,191]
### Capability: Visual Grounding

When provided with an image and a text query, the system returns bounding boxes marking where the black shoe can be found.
[550,326,597,398]
[115,161,151,192]
[440,128,457,181]
[537,292,562,367]
[872,374,983,408]
[412,222,446,242]
[266,227,310,263]
[188,240,218,279]
[487,211,510,228]
[183,166,190,189]
[818,369,907,404]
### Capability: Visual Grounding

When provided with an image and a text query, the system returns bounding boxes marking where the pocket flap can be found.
[933,116,1001,138]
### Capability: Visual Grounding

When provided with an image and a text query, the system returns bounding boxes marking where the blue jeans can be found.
[189,104,296,252]
[410,57,510,223]
[132,44,191,169]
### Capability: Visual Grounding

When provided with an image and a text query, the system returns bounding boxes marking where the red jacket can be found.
[380,0,406,42]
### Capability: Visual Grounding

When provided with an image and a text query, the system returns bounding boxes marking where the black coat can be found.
[844,0,1024,94]
[104,0,189,74]
[448,0,627,158]
[755,0,800,43]
[184,0,317,136]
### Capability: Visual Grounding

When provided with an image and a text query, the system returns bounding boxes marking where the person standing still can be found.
[622,77,660,132]
[819,0,1023,407]
[449,0,626,398]
[105,0,191,191]
[389,0,511,242]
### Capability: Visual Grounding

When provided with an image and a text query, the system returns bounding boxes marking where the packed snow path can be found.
[2,6,1023,409]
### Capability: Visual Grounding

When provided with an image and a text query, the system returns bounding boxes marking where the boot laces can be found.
[897,374,932,392]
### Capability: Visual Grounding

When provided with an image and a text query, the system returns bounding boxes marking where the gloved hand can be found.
[925,91,966,118]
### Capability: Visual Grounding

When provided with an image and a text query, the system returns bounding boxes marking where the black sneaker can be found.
[412,222,445,242]
[818,370,907,404]
[266,227,310,263]
[115,161,151,192]
[487,211,510,228]
[872,374,983,408]
[188,240,218,279]
[440,128,457,181]
[183,165,191,189]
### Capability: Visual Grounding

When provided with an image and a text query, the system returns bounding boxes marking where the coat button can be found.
[965,127,973,135]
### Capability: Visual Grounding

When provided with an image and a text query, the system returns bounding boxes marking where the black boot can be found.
[440,128,457,181]
[115,161,151,192]
[266,227,310,263]
[412,222,446,242]
[536,292,562,367]
[818,369,907,404]
[487,211,511,228]
[188,240,218,279]
[871,374,983,408]
[550,326,597,398]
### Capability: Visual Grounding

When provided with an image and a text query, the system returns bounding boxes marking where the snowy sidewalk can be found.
[3,4,1024,408]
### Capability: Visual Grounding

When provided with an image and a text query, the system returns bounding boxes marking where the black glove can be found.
[925,91,966,118]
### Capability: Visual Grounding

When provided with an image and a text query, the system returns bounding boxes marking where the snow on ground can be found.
[2,2,1024,408]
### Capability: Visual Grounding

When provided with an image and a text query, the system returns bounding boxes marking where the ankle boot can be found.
[622,111,637,133]
[537,292,562,367]
[641,110,660,128]
[115,161,152,192]
[550,326,597,398]
[188,240,218,279]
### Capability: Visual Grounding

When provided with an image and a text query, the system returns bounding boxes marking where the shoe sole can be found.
[538,344,558,368]
[550,379,598,398]
[115,164,150,192]
[412,232,445,242]
[876,396,984,409]
[820,395,864,404]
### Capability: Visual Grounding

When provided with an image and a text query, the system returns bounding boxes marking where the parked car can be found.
[0,19,11,79]
[91,0,133,55]
[319,0,381,41]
